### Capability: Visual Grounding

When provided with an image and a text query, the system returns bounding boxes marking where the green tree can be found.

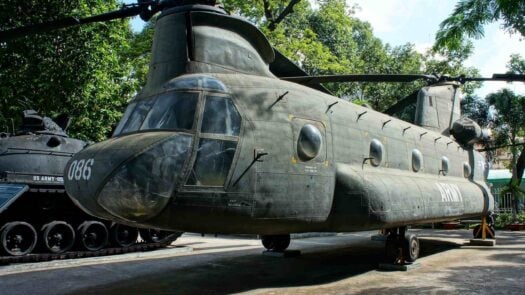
[508,54,525,74]
[435,0,525,51]
[0,0,136,141]
[486,88,525,216]
[222,0,479,112]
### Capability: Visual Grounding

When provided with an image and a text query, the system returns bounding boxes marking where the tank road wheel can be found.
[139,228,182,244]
[0,222,37,256]
[110,223,139,247]
[41,221,75,254]
[403,233,420,263]
[261,234,291,252]
[77,221,108,251]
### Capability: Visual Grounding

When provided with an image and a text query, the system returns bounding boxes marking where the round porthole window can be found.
[297,124,322,161]
[412,149,423,172]
[463,162,471,178]
[369,139,384,167]
[441,156,450,176]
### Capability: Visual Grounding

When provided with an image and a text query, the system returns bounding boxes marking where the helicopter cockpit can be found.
[68,75,242,223]
[113,74,241,186]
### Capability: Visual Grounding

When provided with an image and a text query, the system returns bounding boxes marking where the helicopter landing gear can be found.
[261,234,300,257]
[470,212,496,246]
[384,227,420,264]
[261,234,291,251]
[473,213,495,239]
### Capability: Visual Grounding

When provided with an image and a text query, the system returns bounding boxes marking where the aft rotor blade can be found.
[0,6,142,42]
[281,74,438,85]
[447,74,525,83]
[476,74,525,82]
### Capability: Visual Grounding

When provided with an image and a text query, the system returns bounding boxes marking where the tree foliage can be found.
[0,0,483,141]
[435,0,525,51]
[222,0,479,113]
[0,0,136,141]
[478,54,525,217]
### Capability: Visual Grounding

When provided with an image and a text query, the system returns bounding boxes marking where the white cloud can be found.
[348,0,525,98]
[351,0,414,33]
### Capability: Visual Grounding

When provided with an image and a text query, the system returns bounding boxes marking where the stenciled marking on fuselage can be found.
[435,183,463,202]
[67,158,95,181]
[32,175,64,183]
[304,166,318,173]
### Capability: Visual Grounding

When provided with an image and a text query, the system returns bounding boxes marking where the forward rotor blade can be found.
[281,74,438,85]
[0,6,142,42]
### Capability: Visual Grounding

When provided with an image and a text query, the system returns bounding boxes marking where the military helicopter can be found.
[2,0,524,263]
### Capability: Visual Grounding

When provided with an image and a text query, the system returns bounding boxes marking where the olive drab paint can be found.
[64,3,494,235]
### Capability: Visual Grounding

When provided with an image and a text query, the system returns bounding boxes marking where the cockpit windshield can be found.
[113,91,198,136]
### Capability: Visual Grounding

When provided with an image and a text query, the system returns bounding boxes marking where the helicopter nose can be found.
[64,132,193,223]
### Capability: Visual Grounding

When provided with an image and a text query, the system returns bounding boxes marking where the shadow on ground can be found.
[72,235,462,295]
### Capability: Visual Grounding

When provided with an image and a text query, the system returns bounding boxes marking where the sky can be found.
[350,0,524,98]
[127,0,524,98]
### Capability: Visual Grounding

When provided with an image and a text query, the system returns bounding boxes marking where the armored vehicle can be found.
[0,110,178,256]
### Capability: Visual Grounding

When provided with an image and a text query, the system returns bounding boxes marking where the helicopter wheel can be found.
[110,223,139,247]
[139,228,182,244]
[261,234,291,252]
[41,221,75,254]
[0,221,38,256]
[403,233,420,263]
[77,221,108,251]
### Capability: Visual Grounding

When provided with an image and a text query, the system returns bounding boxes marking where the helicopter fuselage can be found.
[64,72,493,234]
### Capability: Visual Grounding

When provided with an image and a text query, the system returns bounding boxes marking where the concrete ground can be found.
[1,229,524,295]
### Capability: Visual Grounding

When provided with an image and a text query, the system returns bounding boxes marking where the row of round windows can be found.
[369,139,472,178]
[295,125,472,178]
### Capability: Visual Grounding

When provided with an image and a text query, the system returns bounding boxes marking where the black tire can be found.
[473,224,495,239]
[403,233,420,263]
[77,221,108,251]
[41,221,75,254]
[385,234,399,261]
[109,223,139,248]
[0,221,37,256]
[139,229,182,244]
[261,234,291,251]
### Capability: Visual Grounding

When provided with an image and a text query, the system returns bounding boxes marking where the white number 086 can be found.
[68,159,94,181]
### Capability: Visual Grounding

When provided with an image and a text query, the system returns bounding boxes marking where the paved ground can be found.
[1,229,524,294]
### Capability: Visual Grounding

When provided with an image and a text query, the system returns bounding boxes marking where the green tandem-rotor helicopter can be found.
[2,0,525,264]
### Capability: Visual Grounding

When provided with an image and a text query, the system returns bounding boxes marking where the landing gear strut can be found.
[473,212,495,239]
[385,227,420,264]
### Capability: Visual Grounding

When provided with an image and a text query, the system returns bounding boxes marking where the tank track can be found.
[0,241,172,265]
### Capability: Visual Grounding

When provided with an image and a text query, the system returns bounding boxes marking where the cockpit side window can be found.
[186,139,237,186]
[201,95,241,136]
[120,99,155,134]
[141,92,198,131]
[113,91,198,136]
[113,102,137,136]
[186,95,241,187]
